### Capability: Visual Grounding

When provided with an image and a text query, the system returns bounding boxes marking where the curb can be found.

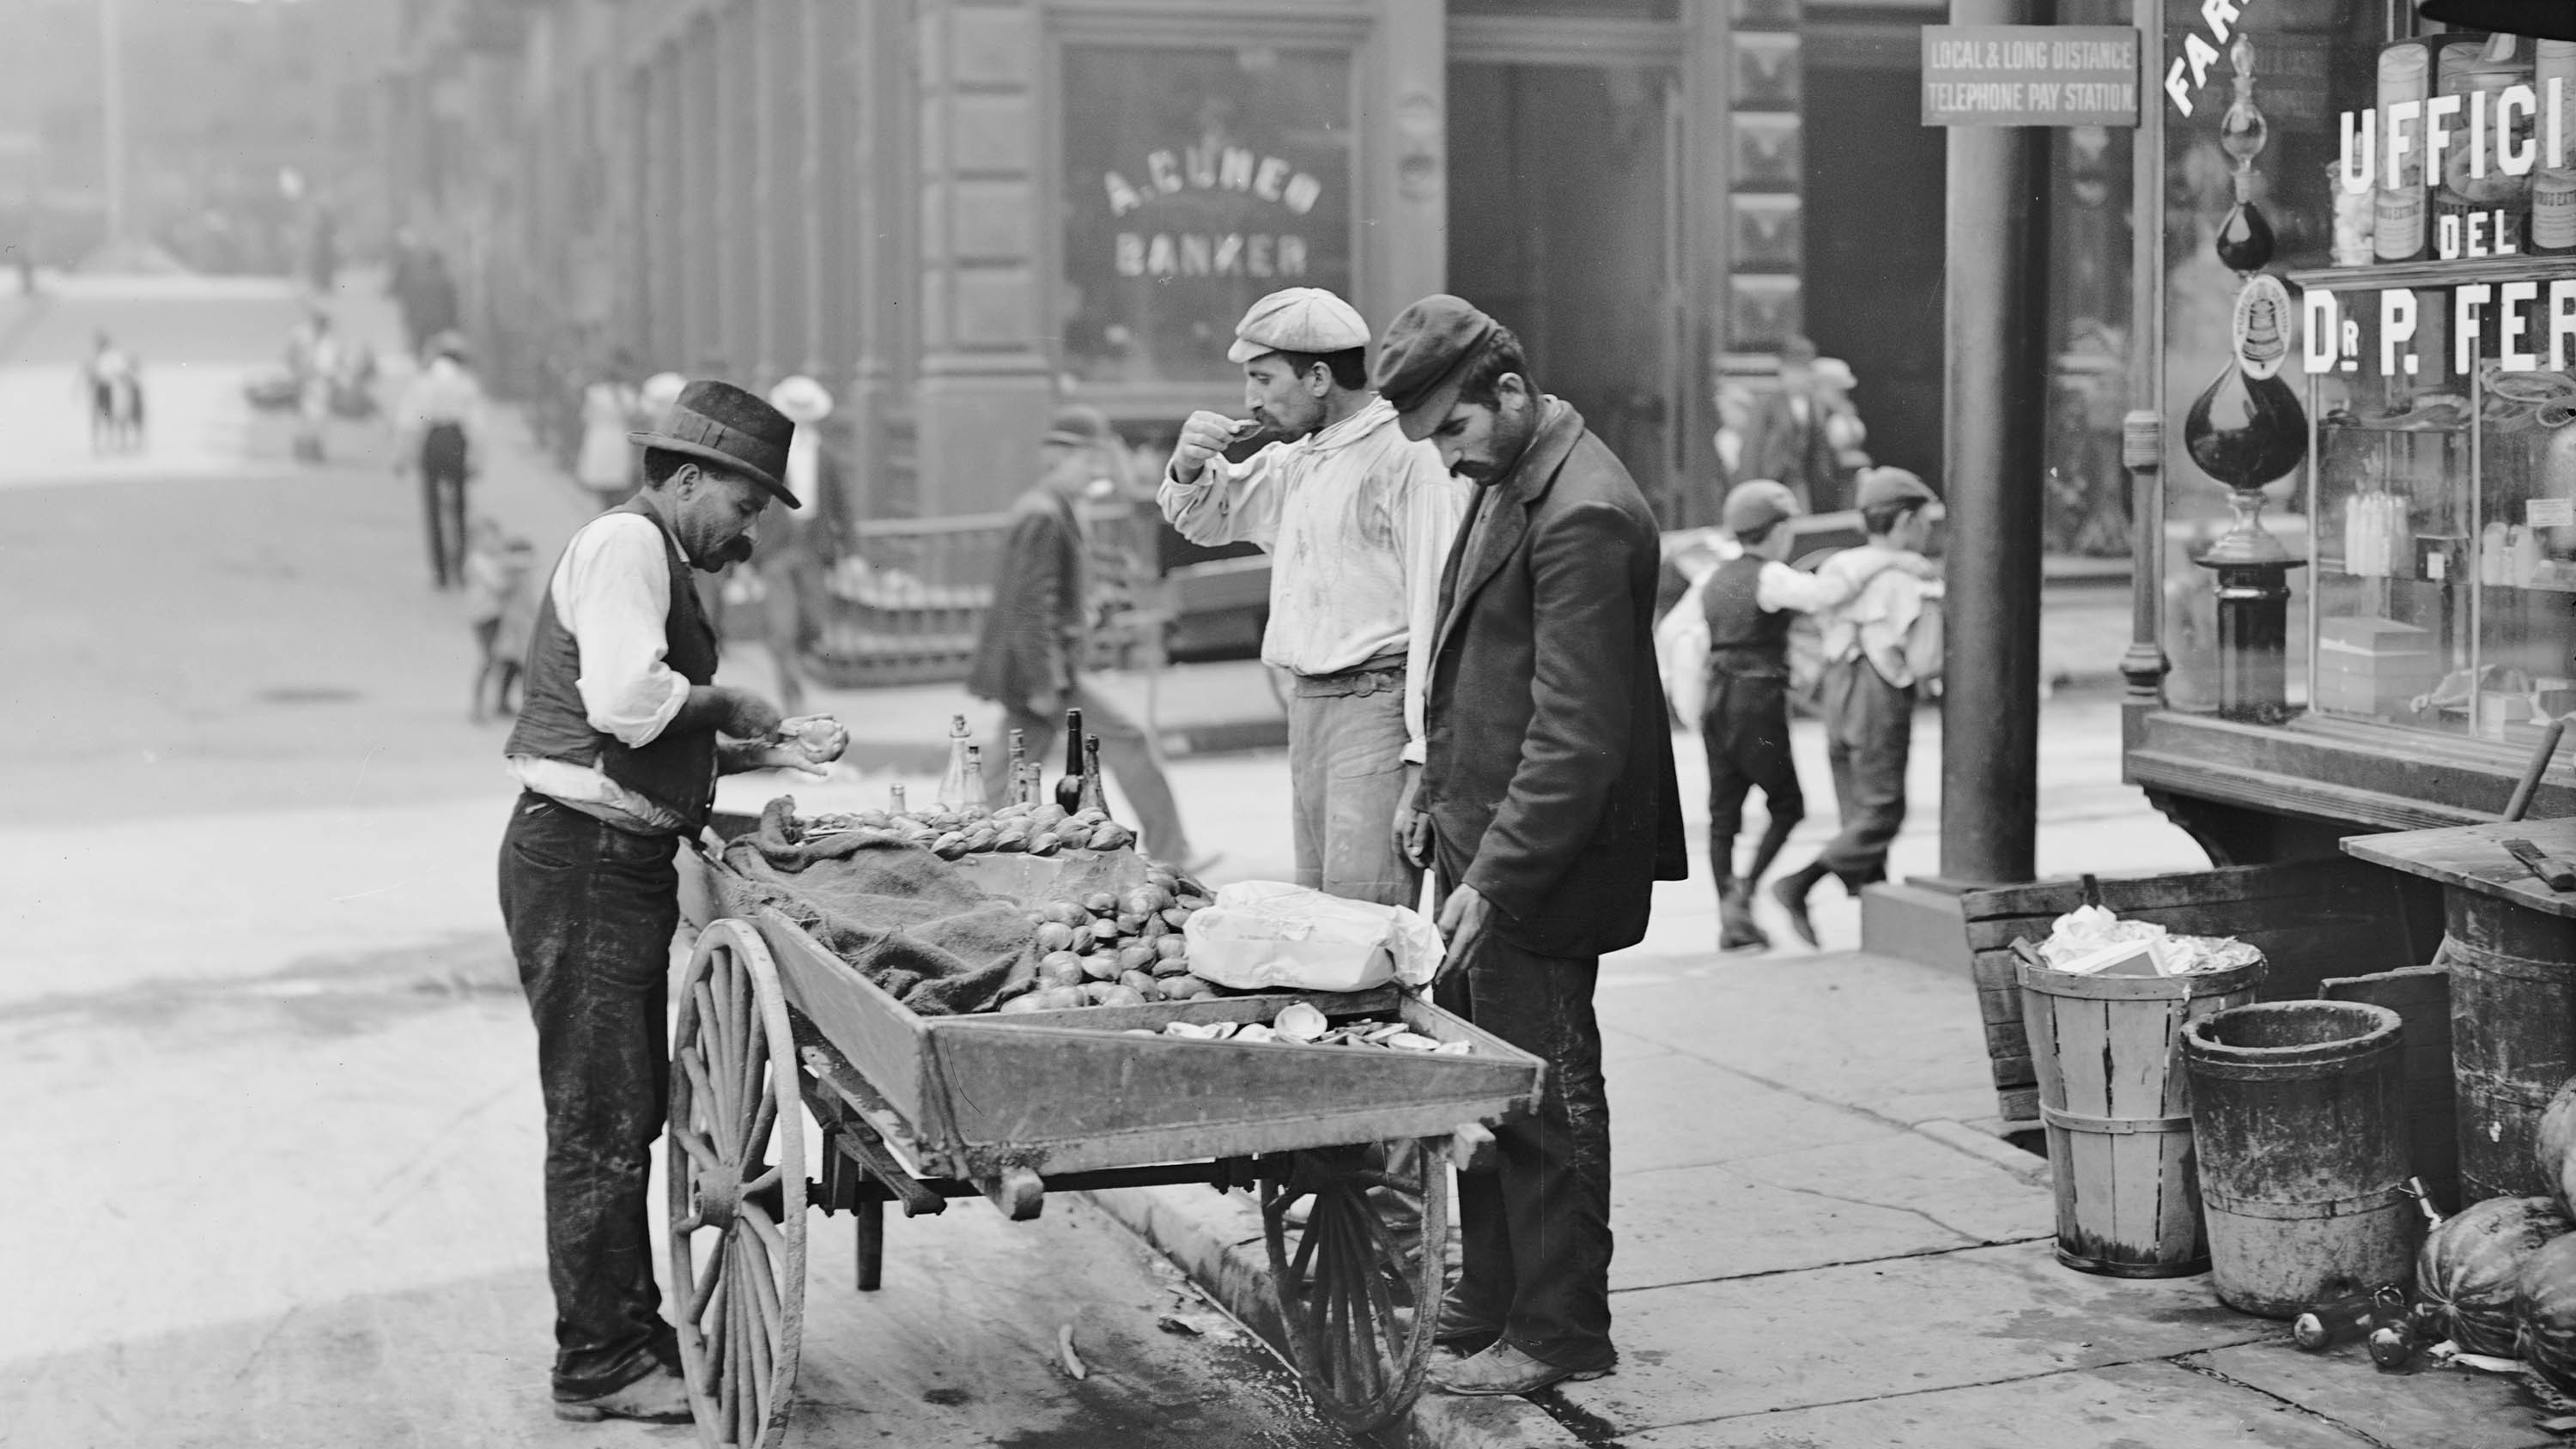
[1081,1184,1586,1449]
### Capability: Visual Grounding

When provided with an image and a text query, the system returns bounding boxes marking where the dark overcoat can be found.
[964,486,1084,712]
[1424,399,1688,960]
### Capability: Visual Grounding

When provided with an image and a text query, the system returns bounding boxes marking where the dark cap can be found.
[1856,466,1939,513]
[1722,479,1802,537]
[1371,294,1499,442]
[629,379,799,507]
[1042,403,1118,449]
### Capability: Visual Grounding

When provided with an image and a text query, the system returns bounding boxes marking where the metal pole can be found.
[1936,0,2052,887]
[99,0,126,246]
[2120,0,2170,710]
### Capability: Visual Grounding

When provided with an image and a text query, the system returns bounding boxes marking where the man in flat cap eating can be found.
[1381,294,1686,1397]
[497,379,848,1425]
[1159,287,1468,911]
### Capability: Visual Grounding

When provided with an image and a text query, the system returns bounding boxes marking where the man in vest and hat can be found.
[497,379,847,1425]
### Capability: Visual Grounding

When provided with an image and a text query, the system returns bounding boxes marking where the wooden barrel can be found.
[2183,1001,2415,1319]
[2450,891,2576,1203]
[2018,957,2265,1277]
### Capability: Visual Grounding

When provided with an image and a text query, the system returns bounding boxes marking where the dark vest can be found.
[504,498,721,832]
[1701,555,1791,678]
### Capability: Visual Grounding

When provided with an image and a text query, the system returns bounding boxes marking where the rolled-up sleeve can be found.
[553,514,692,746]
[1392,445,1471,765]
[1158,447,1284,548]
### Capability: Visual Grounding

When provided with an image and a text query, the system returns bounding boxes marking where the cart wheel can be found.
[1261,1140,1449,1433]
[669,920,808,1449]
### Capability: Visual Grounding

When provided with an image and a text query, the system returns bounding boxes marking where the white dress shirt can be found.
[507,512,699,831]
[1814,544,1939,689]
[1157,397,1470,763]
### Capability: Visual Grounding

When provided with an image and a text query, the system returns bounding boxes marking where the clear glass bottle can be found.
[1077,734,1110,816]
[934,713,973,809]
[962,745,985,815]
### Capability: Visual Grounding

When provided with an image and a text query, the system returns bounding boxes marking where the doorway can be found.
[1447,58,1681,512]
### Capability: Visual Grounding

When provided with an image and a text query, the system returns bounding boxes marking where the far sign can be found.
[1923,25,2141,127]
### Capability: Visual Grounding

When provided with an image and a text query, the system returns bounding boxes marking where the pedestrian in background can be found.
[1741,336,1840,512]
[1770,467,1944,948]
[970,404,1202,868]
[1695,479,1932,953]
[395,330,488,589]
[465,518,539,722]
[1379,294,1686,1399]
[576,353,642,511]
[1159,286,1468,907]
[285,306,341,464]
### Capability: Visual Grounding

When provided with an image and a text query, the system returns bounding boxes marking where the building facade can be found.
[392,0,2128,537]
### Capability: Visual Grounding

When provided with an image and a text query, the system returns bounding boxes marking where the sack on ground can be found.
[1182,880,1445,991]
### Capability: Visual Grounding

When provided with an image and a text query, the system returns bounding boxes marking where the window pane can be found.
[1060,45,1353,386]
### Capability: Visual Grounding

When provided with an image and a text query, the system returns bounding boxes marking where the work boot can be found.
[554,1365,693,1425]
[1771,865,1826,949]
[1718,880,1770,953]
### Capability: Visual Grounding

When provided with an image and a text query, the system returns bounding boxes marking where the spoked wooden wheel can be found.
[1261,1139,1449,1432]
[669,921,808,1449]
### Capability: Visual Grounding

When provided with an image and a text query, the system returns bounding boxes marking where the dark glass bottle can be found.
[1053,707,1086,813]
[2184,361,2307,490]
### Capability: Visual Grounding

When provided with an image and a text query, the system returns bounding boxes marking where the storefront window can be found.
[1060,45,1353,386]
[2165,1,2576,738]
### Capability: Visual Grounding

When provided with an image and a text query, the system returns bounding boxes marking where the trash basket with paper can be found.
[1181,881,1448,992]
[2028,903,2266,979]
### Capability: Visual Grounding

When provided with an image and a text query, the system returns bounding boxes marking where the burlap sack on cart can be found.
[1181,880,1445,993]
[716,799,1037,1016]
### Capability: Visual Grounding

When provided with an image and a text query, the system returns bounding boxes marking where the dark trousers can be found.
[1433,927,1614,1370]
[496,793,683,1400]
[1701,670,1803,890]
[986,682,1192,863]
[422,422,470,587]
[1814,657,1914,888]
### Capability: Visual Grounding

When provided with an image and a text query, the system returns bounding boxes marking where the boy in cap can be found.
[1770,466,1944,947]
[1160,287,1468,909]
[1699,479,1933,952]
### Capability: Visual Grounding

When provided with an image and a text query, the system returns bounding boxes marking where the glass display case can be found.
[2290,258,2576,749]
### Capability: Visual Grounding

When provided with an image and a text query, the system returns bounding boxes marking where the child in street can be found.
[1700,479,1932,952]
[465,519,541,722]
[1770,468,1944,948]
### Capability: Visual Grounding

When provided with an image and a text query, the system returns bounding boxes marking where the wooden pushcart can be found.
[668,846,1542,1446]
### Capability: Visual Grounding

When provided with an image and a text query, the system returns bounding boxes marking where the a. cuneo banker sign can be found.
[1065,133,1352,384]
[1922,25,2142,127]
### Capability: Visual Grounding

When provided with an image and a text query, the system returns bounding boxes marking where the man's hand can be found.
[1393,764,1432,868]
[1167,410,1242,486]
[775,715,849,770]
[1433,883,1492,988]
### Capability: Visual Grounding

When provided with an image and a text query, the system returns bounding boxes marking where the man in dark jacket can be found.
[1740,336,1841,513]
[1381,295,1687,1398]
[966,405,1197,864]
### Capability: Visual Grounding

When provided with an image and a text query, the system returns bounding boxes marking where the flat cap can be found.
[1372,294,1499,442]
[1856,465,1939,512]
[1722,479,1802,537]
[1226,288,1370,364]
[1042,403,1118,449]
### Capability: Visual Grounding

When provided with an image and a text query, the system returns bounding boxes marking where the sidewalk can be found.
[1088,941,2550,1448]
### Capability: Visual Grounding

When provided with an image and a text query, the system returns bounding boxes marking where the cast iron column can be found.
[1936,0,2052,887]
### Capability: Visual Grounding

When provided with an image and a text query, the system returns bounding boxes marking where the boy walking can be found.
[1699,480,1928,952]
[1770,468,1943,948]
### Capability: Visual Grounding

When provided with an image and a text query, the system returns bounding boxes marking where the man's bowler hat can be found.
[630,379,800,508]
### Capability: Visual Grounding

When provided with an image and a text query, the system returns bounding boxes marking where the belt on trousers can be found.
[1295,660,1406,699]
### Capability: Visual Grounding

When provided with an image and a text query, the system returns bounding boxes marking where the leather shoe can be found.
[1429,1341,1613,1397]
[553,1365,694,1424]
[1771,875,1820,949]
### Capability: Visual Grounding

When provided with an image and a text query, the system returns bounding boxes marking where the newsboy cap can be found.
[1855,466,1939,513]
[1227,288,1371,364]
[630,379,800,507]
[1722,479,1802,537]
[1371,294,1500,442]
